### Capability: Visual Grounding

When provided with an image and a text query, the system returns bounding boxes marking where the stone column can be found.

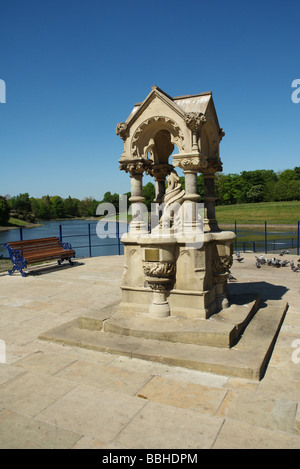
[184,112,206,152]
[183,167,200,233]
[173,157,206,236]
[150,163,173,204]
[119,159,150,234]
[202,162,222,232]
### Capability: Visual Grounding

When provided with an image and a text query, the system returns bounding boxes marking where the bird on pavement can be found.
[228,271,237,281]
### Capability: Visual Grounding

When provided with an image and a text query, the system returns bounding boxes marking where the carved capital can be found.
[116,122,129,141]
[203,159,223,174]
[184,112,206,132]
[119,159,151,176]
[148,163,174,180]
[173,156,207,172]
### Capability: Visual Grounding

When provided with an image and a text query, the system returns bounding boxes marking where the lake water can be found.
[1,219,299,258]
[0,219,128,259]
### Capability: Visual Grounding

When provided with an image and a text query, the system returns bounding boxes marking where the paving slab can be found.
[14,350,78,376]
[213,419,300,449]
[136,375,227,414]
[35,384,148,443]
[113,401,224,449]
[216,390,297,433]
[55,360,152,395]
[0,370,77,416]
[0,409,81,449]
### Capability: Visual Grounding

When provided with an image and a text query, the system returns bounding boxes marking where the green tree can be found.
[246,184,264,203]
[78,197,99,217]
[9,193,31,219]
[63,196,80,217]
[102,192,120,212]
[143,182,155,210]
[0,196,10,225]
[51,196,65,219]
[278,169,298,183]
[294,167,300,179]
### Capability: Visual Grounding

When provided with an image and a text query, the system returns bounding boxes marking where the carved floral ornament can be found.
[143,261,176,278]
[184,112,207,132]
[143,261,176,291]
[119,159,151,176]
[173,156,208,171]
[148,163,174,180]
[212,254,233,274]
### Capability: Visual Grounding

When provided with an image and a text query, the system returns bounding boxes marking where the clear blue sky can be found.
[1,0,299,201]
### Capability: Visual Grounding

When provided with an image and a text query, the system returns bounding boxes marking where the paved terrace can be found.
[0,252,300,449]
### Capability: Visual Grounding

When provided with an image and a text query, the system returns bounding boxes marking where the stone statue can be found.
[160,170,185,231]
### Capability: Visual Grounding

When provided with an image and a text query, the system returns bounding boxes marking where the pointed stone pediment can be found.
[124,85,186,128]
[116,86,225,168]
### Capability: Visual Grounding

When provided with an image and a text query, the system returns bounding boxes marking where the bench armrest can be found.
[60,241,73,250]
[4,243,27,275]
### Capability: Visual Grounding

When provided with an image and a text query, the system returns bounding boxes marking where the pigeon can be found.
[228,271,237,281]
[280,250,290,256]
[259,255,267,264]
[256,260,261,268]
[235,256,244,262]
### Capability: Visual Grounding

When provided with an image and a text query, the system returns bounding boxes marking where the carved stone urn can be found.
[143,260,176,318]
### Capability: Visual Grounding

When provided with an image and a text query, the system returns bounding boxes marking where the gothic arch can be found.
[131,116,185,163]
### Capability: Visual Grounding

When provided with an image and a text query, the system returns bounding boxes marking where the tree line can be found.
[0,167,299,225]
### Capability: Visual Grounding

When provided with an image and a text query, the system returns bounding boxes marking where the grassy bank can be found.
[216,201,300,224]
[0,217,42,231]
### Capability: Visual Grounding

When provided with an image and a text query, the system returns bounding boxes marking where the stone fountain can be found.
[40,86,288,380]
[116,85,235,319]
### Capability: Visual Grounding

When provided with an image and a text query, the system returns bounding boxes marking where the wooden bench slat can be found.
[25,250,74,261]
[8,237,60,246]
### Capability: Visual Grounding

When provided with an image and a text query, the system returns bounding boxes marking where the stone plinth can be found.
[119,230,235,319]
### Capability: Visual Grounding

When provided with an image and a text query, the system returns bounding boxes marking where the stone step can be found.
[103,294,260,348]
[38,299,288,380]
